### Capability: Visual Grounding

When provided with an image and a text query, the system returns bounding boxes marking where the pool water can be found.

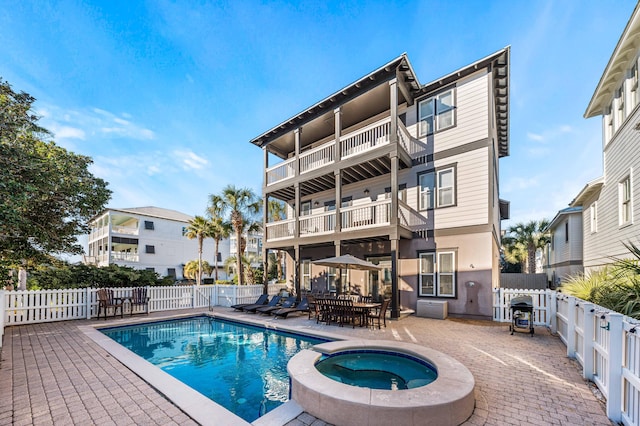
[101,316,326,422]
[315,351,437,390]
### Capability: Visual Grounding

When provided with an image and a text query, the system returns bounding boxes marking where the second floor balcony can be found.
[264,199,427,244]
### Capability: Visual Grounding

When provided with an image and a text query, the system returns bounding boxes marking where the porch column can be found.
[294,244,300,297]
[335,242,341,295]
[335,171,342,233]
[294,183,300,239]
[294,128,301,177]
[334,107,342,162]
[390,238,400,319]
[262,193,269,290]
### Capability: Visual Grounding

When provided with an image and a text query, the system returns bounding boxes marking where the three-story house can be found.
[251,48,510,319]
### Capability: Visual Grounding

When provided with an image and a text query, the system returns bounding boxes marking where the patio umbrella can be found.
[311,254,382,271]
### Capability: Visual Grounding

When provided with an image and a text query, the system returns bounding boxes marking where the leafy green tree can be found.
[502,219,550,274]
[184,216,214,285]
[0,79,111,276]
[206,197,232,283]
[27,263,169,289]
[209,185,261,285]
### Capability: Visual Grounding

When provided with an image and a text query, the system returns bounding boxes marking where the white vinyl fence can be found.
[0,283,286,347]
[494,288,640,425]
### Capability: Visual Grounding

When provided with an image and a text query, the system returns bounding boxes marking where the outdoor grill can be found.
[509,295,534,336]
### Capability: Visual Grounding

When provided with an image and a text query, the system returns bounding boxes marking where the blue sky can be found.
[1,0,637,228]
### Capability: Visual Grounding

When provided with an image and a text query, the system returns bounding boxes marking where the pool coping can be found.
[79,311,350,426]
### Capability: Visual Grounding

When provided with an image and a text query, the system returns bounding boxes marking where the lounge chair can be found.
[231,294,268,311]
[272,297,310,319]
[244,295,281,313]
[256,296,296,315]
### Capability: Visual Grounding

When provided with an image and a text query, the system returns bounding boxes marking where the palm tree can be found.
[184,260,213,281]
[206,198,232,283]
[504,219,550,274]
[184,216,214,285]
[209,185,261,285]
[268,199,287,281]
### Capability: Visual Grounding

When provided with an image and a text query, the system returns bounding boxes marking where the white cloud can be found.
[527,132,544,141]
[53,125,85,140]
[174,150,209,170]
[40,104,155,142]
[502,176,539,193]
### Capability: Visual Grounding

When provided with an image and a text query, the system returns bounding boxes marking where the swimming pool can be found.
[101,316,326,422]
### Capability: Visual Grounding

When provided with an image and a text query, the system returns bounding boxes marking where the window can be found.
[419,251,456,297]
[341,196,353,208]
[300,201,312,216]
[216,252,222,262]
[146,267,155,272]
[590,202,598,233]
[605,107,614,144]
[167,268,176,278]
[565,221,569,242]
[301,259,311,291]
[384,184,407,202]
[616,86,625,129]
[620,175,632,226]
[144,220,154,230]
[145,245,155,254]
[631,61,639,109]
[324,201,336,212]
[418,167,455,210]
[418,88,456,136]
[326,267,348,292]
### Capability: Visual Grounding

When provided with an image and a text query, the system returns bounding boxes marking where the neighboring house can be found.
[251,48,510,320]
[542,207,583,287]
[85,206,223,280]
[570,4,640,272]
[229,231,263,267]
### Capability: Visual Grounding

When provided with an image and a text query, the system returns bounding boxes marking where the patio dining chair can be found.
[368,298,391,329]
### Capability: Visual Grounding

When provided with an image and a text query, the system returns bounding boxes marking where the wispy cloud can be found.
[39,104,155,143]
[174,150,209,170]
[527,132,544,141]
[502,176,540,193]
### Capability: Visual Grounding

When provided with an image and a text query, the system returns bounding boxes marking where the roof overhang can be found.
[585,3,640,118]
[250,54,422,149]
[570,176,604,207]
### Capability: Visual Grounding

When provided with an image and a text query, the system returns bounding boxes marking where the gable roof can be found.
[570,176,604,207]
[544,206,582,233]
[585,3,640,118]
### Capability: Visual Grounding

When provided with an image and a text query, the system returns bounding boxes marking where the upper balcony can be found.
[264,198,428,246]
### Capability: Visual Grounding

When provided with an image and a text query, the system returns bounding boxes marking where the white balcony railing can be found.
[342,199,391,230]
[341,117,391,159]
[265,219,296,241]
[110,252,139,262]
[300,140,335,174]
[299,211,336,236]
[266,157,295,185]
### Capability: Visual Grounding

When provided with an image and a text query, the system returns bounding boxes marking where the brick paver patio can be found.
[0,308,613,425]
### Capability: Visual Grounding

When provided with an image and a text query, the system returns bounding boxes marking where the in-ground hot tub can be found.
[288,340,475,426]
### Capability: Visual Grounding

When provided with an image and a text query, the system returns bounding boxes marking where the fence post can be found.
[192,285,197,308]
[566,296,576,358]
[85,287,91,319]
[147,286,152,313]
[0,290,5,347]
[606,313,623,423]
[582,303,595,380]
[548,290,557,334]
